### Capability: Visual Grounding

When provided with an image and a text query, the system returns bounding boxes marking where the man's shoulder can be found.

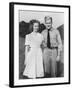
[41,29,47,34]
[52,28,59,33]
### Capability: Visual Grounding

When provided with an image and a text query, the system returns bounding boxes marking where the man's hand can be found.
[56,55,60,62]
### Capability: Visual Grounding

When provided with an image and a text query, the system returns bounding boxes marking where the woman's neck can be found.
[33,31,37,33]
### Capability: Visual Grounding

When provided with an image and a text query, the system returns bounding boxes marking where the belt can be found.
[48,47,58,49]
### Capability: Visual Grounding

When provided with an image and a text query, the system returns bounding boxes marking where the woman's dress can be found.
[23,32,44,78]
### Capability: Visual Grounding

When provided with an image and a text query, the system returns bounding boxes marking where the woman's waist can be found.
[30,45,41,48]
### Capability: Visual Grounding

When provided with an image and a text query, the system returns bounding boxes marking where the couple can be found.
[23,16,62,79]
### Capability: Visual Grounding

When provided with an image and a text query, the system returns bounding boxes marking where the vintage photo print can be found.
[19,10,64,79]
[9,2,70,87]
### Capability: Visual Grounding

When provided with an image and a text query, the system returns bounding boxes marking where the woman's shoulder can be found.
[37,33,44,39]
[25,33,32,38]
[41,29,47,34]
[37,32,43,36]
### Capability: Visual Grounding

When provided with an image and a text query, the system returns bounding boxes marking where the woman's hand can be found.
[56,55,60,62]
[24,61,27,66]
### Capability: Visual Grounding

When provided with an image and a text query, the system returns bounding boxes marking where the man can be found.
[41,16,62,77]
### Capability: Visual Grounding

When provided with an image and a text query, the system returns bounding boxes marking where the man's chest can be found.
[44,31,57,41]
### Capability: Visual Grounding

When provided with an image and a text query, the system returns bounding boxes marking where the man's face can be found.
[45,19,52,30]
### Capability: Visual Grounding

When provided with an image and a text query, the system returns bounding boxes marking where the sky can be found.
[19,10,64,28]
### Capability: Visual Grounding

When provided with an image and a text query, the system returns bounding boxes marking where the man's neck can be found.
[48,27,53,32]
[46,27,53,31]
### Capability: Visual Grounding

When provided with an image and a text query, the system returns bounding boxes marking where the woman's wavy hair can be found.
[29,19,40,33]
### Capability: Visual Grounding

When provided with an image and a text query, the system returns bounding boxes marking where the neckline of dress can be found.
[31,32,38,35]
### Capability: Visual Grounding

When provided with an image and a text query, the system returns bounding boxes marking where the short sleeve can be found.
[25,35,30,46]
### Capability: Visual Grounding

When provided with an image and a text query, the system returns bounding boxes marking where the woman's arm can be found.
[41,36,47,52]
[24,35,30,65]
[41,31,47,49]
[24,45,30,65]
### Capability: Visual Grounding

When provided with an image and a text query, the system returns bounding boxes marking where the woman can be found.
[23,20,44,79]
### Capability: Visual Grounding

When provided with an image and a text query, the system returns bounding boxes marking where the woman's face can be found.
[33,22,39,32]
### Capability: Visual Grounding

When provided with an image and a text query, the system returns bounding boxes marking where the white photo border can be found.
[9,2,70,87]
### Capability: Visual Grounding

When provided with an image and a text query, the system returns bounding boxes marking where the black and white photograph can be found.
[9,2,70,87]
[19,10,64,79]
